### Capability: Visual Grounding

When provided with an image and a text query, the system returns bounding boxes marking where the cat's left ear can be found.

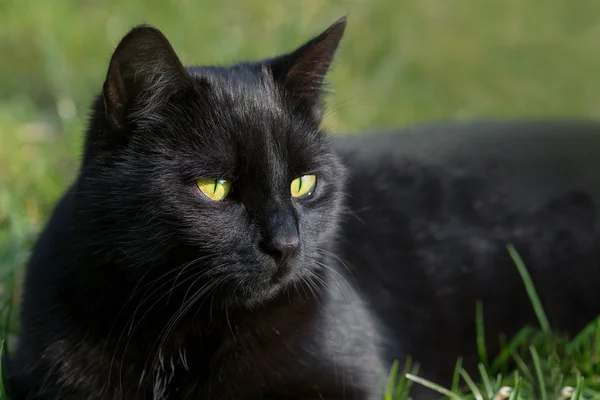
[103,24,190,130]
[268,17,347,115]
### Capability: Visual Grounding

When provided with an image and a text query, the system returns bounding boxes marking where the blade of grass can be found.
[397,362,420,400]
[460,368,484,400]
[386,358,416,400]
[393,359,413,399]
[476,301,489,369]
[452,357,463,394]
[491,326,535,372]
[566,316,600,355]
[596,317,600,367]
[508,374,522,400]
[385,360,400,399]
[506,244,550,334]
[511,353,534,382]
[583,335,592,365]
[509,381,522,400]
[530,345,547,400]
[405,373,463,400]
[572,375,584,400]
[478,363,494,400]
[493,374,503,394]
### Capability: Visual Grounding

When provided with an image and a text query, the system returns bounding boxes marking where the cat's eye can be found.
[196,178,232,201]
[290,174,317,198]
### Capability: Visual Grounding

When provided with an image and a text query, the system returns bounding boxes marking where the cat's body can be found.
[333,120,600,382]
[6,19,600,400]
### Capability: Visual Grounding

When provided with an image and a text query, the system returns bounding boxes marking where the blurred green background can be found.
[1,0,600,353]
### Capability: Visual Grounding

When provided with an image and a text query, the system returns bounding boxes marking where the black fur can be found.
[7,18,386,400]
[334,121,600,387]
[6,18,600,400]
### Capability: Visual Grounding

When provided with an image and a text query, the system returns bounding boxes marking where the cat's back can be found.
[333,118,600,205]
[330,118,600,384]
[333,118,600,239]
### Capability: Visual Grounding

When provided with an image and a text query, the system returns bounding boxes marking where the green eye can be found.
[290,174,317,198]
[196,178,232,201]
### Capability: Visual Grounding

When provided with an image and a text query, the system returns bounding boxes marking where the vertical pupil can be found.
[213,179,218,194]
[297,178,303,193]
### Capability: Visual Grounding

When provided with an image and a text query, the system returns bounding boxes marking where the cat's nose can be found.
[262,212,300,266]
[265,234,300,266]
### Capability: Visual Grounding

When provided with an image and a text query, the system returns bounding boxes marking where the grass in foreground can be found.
[384,245,600,400]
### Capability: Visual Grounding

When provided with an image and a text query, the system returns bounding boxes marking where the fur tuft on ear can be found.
[103,24,189,129]
[268,17,347,113]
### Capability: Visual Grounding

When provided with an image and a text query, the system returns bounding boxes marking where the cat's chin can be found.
[241,264,316,308]
[242,283,285,308]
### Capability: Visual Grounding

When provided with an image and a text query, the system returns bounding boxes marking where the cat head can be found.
[78,18,348,308]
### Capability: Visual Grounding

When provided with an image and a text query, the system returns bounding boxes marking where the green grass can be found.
[0,340,7,399]
[387,246,600,399]
[1,0,600,398]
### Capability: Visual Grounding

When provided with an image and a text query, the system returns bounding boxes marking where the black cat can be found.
[6,18,385,400]
[5,17,600,400]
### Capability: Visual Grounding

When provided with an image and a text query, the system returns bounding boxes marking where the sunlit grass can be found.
[387,246,600,400]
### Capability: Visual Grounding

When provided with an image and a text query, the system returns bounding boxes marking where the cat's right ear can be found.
[267,17,347,116]
[103,25,189,129]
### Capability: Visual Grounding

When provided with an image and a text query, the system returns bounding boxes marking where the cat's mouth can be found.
[270,258,294,284]
[240,258,309,306]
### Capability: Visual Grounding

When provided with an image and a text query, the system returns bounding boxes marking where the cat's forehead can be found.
[183,65,319,143]
[161,65,325,177]
[188,64,286,118]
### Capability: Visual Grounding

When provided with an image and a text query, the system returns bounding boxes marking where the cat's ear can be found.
[103,24,189,129]
[268,17,347,113]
